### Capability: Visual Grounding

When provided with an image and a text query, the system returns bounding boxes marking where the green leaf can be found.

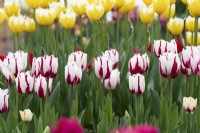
[37,117,43,133]
[0,115,8,133]
[49,82,60,108]
[150,89,160,118]
[6,111,17,133]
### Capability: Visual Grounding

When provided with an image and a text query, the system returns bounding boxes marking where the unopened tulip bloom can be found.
[103,69,120,90]
[35,8,56,26]
[86,3,104,20]
[170,0,176,4]
[41,55,58,78]
[162,4,175,19]
[119,0,135,13]
[139,5,155,24]
[129,74,145,95]
[0,8,5,24]
[8,15,25,34]
[186,16,200,32]
[49,2,66,18]
[59,8,76,29]
[182,0,187,5]
[68,51,87,70]
[183,97,197,112]
[0,88,9,113]
[190,55,200,75]
[188,0,200,17]
[4,1,20,17]
[102,49,119,69]
[25,0,40,9]
[186,31,200,45]
[95,56,113,79]
[143,0,153,6]
[65,61,82,85]
[24,17,35,32]
[153,0,170,14]
[167,17,184,36]
[15,72,34,94]
[115,0,125,8]
[159,52,181,78]
[0,66,13,83]
[128,53,150,74]
[181,61,191,76]
[31,57,41,77]
[101,0,115,13]
[19,109,33,122]
[71,0,88,15]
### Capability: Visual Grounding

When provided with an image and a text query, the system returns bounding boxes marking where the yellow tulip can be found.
[59,8,76,29]
[35,8,56,26]
[185,16,200,32]
[162,4,175,19]
[8,15,25,34]
[0,8,5,24]
[188,0,200,17]
[143,0,153,6]
[25,0,40,9]
[24,17,35,32]
[86,3,104,20]
[115,0,125,8]
[139,5,154,24]
[186,31,200,45]
[153,0,170,14]
[182,0,187,5]
[49,2,66,18]
[101,0,116,12]
[170,0,176,4]
[167,17,184,36]
[71,0,88,15]
[119,0,135,13]
[4,1,20,17]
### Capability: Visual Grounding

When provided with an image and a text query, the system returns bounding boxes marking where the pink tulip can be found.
[0,89,9,113]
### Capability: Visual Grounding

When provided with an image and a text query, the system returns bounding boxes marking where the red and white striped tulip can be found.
[0,88,9,113]
[190,55,200,75]
[95,56,113,79]
[15,71,34,94]
[31,57,41,77]
[159,53,181,78]
[65,61,82,85]
[68,51,87,70]
[183,97,197,112]
[128,53,150,74]
[103,69,120,90]
[102,49,119,69]
[181,61,191,76]
[0,64,13,84]
[129,74,145,95]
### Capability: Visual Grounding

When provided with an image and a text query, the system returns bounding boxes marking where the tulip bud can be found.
[95,56,113,79]
[139,5,155,24]
[103,69,120,90]
[65,61,82,85]
[71,0,88,15]
[119,0,135,13]
[190,55,200,75]
[0,88,9,113]
[4,1,20,17]
[167,17,184,36]
[31,57,41,77]
[101,0,115,13]
[8,15,25,34]
[186,31,200,46]
[129,74,145,95]
[153,0,170,15]
[159,52,181,78]
[181,61,192,76]
[0,8,5,24]
[115,0,125,8]
[186,16,200,32]
[143,0,153,6]
[16,72,34,94]
[162,4,175,19]
[128,53,150,74]
[25,0,40,9]
[102,49,119,69]
[24,17,35,33]
[86,3,104,20]
[68,51,87,70]
[188,0,200,17]
[19,109,33,122]
[41,55,58,78]
[49,2,66,18]
[183,97,197,112]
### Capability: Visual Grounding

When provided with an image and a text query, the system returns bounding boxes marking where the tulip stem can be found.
[168,78,172,109]
[135,95,138,124]
[126,13,129,45]
[80,16,83,48]
[194,17,198,46]
[116,11,120,51]
[40,99,42,115]
[186,113,190,133]
[145,24,148,51]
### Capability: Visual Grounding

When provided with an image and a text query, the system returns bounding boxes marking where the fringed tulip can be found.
[0,88,9,113]
[183,97,197,112]
[103,69,120,90]
[129,74,145,95]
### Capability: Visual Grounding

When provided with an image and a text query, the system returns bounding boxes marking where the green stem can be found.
[116,11,120,50]
[194,17,198,46]
[135,95,138,124]
[166,5,171,41]
[80,15,83,48]
[186,113,190,133]
[159,73,163,99]
[16,91,19,121]
[145,24,148,51]
[190,76,194,96]
[125,13,129,48]
[168,78,172,109]
[40,99,42,115]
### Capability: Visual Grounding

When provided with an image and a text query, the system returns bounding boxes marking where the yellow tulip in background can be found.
[71,0,88,15]
[188,0,200,17]
[8,15,25,34]
[115,0,125,8]
[139,5,155,24]
[0,8,5,24]
[25,0,40,9]
[4,1,20,17]
[24,17,35,32]
[162,4,175,19]
[101,0,116,13]
[119,0,135,13]
[185,16,200,32]
[182,0,188,5]
[143,0,153,6]
[170,0,176,4]
[153,0,170,15]
[86,3,104,21]
[59,8,76,29]
[186,31,200,45]
[167,17,184,36]
[49,2,66,18]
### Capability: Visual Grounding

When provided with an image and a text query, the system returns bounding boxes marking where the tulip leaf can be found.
[6,111,17,133]
[150,89,160,118]
[49,82,60,109]
[37,117,43,133]
[0,115,8,133]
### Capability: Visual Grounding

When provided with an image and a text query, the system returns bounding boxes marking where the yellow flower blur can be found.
[59,8,76,29]
[139,5,154,24]
[182,0,187,4]
[153,0,170,14]
[185,16,200,32]
[167,17,184,36]
[119,0,135,13]
[170,0,176,4]
[4,1,20,17]
[101,0,116,12]
[143,0,153,6]
[71,0,88,15]
[35,8,56,26]
[162,4,175,19]
[8,15,25,34]
[0,8,5,24]
[186,31,200,45]
[24,17,35,32]
[115,0,125,8]
[86,3,104,20]
[25,0,40,9]
[188,0,200,17]
[49,2,66,18]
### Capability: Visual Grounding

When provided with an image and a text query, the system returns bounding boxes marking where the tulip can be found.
[190,55,200,75]
[0,8,5,24]
[139,5,155,24]
[182,0,187,5]
[68,51,87,70]
[95,56,113,79]
[4,1,20,17]
[0,89,9,113]
[103,69,120,90]
[167,17,184,36]
[101,0,116,13]
[0,66,13,83]
[71,0,88,15]
[115,0,125,8]
[59,8,76,29]
[65,61,82,85]
[49,2,66,18]
[128,53,150,74]
[19,109,33,122]
[8,15,25,34]
[31,57,41,77]
[102,49,119,69]
[185,16,200,32]
[35,8,56,26]
[159,52,181,78]
[24,0,40,9]
[129,74,145,95]
[15,72,34,94]
[183,97,197,112]
[188,0,200,17]
[119,0,135,13]
[186,31,200,45]
[86,3,104,21]
[24,17,35,32]
[181,61,192,76]
[153,0,170,15]
[170,0,176,4]
[143,0,153,6]
[162,4,175,19]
